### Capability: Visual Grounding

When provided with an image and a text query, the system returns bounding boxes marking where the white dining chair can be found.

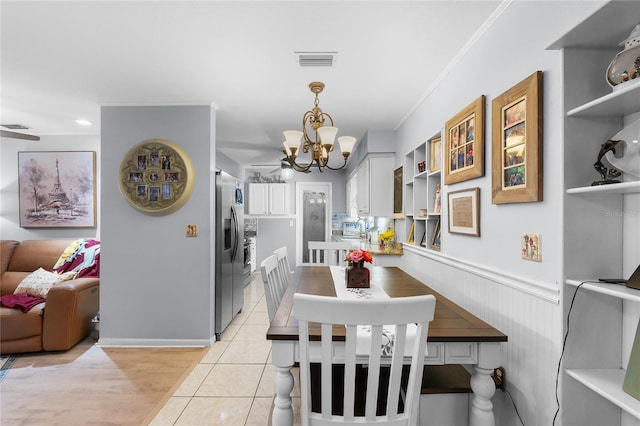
[260,254,288,322]
[274,246,293,287]
[293,293,436,426]
[307,241,351,266]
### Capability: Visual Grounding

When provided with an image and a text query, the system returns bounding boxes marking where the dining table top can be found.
[266,265,508,343]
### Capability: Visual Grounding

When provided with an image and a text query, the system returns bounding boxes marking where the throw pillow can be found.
[13,268,77,298]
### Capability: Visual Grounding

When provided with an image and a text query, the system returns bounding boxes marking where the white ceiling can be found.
[1,1,504,168]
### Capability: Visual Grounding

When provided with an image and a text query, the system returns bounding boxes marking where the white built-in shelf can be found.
[428,213,441,219]
[428,170,442,178]
[566,369,640,420]
[415,171,428,179]
[414,216,427,221]
[566,181,640,195]
[566,279,640,303]
[567,81,640,117]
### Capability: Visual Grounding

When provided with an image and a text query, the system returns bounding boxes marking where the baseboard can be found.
[97,337,213,347]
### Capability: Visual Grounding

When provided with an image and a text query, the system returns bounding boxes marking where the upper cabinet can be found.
[353,153,394,217]
[248,183,290,216]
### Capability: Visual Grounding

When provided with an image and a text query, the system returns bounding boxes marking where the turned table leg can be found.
[271,341,295,426]
[469,342,502,426]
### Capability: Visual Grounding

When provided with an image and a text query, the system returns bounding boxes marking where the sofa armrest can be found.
[42,277,99,351]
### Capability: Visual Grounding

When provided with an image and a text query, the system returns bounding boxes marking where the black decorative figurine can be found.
[592,139,623,186]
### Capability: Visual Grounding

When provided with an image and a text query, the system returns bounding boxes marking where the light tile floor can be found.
[149,273,301,425]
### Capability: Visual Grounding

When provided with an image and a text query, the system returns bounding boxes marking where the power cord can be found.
[552,280,595,425]
[504,387,524,426]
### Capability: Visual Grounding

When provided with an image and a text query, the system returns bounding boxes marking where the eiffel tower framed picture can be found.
[18,151,96,228]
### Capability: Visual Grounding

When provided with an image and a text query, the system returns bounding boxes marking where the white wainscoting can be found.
[401,245,562,426]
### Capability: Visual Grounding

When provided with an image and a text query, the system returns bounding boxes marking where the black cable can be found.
[552,281,594,426]
[504,387,524,426]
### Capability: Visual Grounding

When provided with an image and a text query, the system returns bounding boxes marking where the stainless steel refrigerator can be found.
[215,170,244,340]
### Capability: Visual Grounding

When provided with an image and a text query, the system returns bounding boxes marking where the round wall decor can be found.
[118,139,194,216]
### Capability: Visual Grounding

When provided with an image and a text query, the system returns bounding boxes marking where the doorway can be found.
[296,182,332,265]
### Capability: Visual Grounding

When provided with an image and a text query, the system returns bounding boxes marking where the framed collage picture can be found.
[118,139,195,216]
[444,96,485,185]
[491,71,543,204]
[18,151,97,228]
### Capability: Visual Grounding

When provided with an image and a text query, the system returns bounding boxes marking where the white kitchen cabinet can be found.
[248,183,290,215]
[355,153,394,217]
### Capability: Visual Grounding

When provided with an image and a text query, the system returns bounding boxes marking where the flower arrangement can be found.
[346,249,373,265]
[379,229,395,250]
[345,249,372,288]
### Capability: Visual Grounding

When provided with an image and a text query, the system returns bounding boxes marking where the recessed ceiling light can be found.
[75,119,92,126]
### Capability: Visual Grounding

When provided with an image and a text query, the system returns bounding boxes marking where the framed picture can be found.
[407,222,415,244]
[491,71,543,204]
[447,187,480,236]
[18,151,96,228]
[430,136,442,172]
[118,139,195,216]
[393,166,404,218]
[444,96,485,185]
[430,218,441,251]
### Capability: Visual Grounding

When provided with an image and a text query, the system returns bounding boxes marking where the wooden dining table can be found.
[266,265,508,426]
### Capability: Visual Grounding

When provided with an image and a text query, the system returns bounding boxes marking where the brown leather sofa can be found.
[0,239,100,354]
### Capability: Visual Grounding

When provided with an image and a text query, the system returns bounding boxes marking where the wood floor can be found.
[0,337,206,426]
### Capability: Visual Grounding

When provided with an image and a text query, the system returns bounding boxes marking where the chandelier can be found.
[282,81,357,173]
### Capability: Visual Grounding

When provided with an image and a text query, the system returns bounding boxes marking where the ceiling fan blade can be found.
[0,130,40,141]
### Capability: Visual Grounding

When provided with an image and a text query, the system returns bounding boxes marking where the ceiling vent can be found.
[295,51,337,67]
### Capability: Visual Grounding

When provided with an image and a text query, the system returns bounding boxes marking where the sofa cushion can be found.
[14,268,77,298]
[0,305,44,341]
[1,241,20,275]
[7,240,76,273]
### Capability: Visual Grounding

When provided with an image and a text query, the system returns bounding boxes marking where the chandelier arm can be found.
[288,156,314,173]
[321,155,349,171]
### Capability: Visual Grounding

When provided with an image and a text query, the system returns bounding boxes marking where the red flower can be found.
[346,249,373,264]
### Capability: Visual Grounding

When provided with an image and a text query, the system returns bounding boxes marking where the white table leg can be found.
[469,342,502,426]
[271,341,295,426]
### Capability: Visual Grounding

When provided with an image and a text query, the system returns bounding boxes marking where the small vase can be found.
[606,23,640,89]
[346,260,370,288]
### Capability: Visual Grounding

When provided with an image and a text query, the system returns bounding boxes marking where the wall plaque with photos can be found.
[118,139,194,216]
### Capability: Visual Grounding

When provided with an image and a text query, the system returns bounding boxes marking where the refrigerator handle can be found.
[231,205,239,261]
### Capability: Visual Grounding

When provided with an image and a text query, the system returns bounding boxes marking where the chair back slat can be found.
[293,293,436,426]
[274,246,292,287]
[260,254,287,322]
[307,241,351,266]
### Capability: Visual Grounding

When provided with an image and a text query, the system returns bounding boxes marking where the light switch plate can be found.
[187,224,198,237]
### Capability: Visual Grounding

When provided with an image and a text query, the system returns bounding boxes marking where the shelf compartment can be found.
[566,181,640,195]
[566,368,640,420]
[566,279,640,303]
[567,81,640,117]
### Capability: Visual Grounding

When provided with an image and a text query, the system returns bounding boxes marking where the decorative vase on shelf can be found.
[606,23,640,90]
[346,261,370,288]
